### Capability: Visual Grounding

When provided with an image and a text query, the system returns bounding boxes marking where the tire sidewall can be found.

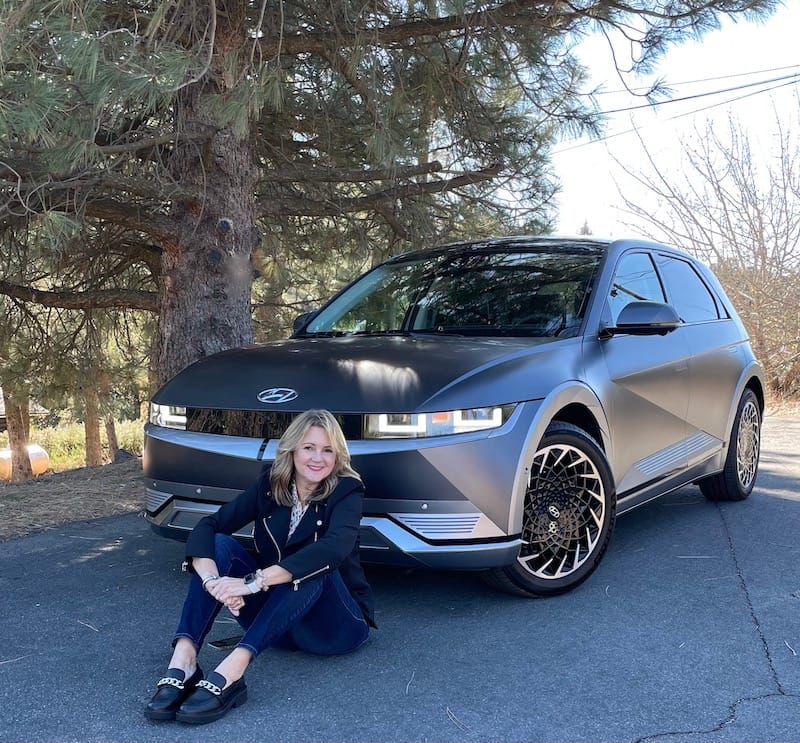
[726,389,761,498]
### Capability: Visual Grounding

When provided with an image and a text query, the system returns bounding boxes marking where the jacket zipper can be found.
[292,564,330,591]
[262,517,282,562]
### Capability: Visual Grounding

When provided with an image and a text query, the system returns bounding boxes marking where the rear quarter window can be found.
[655,254,721,323]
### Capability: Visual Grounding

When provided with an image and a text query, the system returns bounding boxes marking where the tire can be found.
[484,422,616,597]
[699,389,761,502]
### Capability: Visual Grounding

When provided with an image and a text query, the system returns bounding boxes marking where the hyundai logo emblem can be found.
[257,388,298,404]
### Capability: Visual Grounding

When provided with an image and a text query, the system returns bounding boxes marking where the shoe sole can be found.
[144,707,177,722]
[175,688,248,725]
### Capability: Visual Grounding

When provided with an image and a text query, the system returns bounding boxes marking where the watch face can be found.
[243,573,257,584]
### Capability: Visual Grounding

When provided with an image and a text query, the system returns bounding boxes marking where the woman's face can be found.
[293,425,336,494]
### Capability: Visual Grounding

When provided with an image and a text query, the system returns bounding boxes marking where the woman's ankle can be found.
[213,648,252,687]
[168,638,198,676]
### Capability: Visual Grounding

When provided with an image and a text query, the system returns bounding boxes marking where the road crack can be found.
[632,501,795,743]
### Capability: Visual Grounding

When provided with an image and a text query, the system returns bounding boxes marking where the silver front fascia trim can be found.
[145,486,172,513]
[145,423,274,460]
[390,512,505,540]
[361,516,520,569]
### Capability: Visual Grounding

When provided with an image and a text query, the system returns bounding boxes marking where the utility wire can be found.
[597,70,799,116]
[593,63,800,96]
[555,73,799,154]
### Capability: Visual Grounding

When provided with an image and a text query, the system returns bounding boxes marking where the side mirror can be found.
[601,301,681,338]
[292,311,317,334]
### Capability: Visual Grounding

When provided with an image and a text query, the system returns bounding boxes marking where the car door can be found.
[654,252,746,458]
[586,250,691,498]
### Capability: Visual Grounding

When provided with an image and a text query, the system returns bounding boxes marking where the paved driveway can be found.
[1,417,799,743]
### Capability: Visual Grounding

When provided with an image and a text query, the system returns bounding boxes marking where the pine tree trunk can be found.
[105,416,119,461]
[153,81,259,388]
[84,387,104,466]
[4,388,33,482]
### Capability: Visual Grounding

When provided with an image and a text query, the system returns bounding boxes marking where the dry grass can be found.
[0,457,142,541]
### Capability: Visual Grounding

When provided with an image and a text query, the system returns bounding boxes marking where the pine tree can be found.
[0,0,779,386]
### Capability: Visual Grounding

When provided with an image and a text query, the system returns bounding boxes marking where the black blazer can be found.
[184,466,375,626]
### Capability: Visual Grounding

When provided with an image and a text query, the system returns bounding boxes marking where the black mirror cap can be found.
[292,310,317,334]
[604,301,682,337]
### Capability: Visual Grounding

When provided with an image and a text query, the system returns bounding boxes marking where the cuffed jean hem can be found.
[172,632,201,651]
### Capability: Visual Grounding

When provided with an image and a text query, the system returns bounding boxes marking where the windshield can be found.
[303,250,602,338]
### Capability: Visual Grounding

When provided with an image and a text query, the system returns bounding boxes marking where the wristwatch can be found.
[243,572,260,594]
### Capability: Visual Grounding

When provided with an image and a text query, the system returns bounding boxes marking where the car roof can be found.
[384,235,694,266]
[386,236,608,263]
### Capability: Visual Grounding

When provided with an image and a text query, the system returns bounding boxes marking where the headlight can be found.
[364,405,515,439]
[149,403,187,430]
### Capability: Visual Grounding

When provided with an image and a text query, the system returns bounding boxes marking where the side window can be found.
[607,252,665,325]
[655,255,720,322]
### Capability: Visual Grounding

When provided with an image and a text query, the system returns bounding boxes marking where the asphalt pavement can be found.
[1,417,798,743]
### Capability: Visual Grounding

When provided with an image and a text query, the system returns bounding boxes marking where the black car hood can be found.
[154,334,575,413]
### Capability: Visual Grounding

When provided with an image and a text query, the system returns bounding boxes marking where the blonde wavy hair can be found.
[269,409,361,506]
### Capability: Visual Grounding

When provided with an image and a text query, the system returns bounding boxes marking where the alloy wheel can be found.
[518,443,606,581]
[736,399,760,491]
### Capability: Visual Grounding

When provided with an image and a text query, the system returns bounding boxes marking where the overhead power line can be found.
[593,63,800,96]
[554,70,800,155]
[597,70,800,116]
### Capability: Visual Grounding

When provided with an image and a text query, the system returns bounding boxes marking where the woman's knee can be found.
[213,533,239,552]
[213,534,254,575]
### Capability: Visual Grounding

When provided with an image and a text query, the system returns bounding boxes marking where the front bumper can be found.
[145,479,521,570]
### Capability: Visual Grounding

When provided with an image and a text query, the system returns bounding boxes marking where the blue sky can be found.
[552,2,800,237]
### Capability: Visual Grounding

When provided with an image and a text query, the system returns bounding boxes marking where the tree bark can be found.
[3,388,34,482]
[105,416,119,461]
[84,387,104,466]
[153,83,259,388]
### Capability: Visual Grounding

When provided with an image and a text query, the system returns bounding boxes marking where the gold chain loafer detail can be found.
[144,666,204,721]
[175,671,248,725]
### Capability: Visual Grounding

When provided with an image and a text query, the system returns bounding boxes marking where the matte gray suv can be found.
[144,236,764,596]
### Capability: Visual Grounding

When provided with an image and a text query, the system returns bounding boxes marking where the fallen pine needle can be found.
[78,620,99,632]
[0,655,32,666]
[785,640,797,656]
[405,670,415,695]
[446,707,469,731]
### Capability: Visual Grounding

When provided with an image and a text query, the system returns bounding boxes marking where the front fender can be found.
[507,382,608,534]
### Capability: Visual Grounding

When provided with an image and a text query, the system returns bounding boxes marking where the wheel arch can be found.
[722,363,766,447]
[550,403,606,454]
[508,383,609,534]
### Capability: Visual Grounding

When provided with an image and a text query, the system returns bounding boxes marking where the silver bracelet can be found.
[202,575,220,590]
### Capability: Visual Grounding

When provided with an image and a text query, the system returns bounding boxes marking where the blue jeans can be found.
[174,535,369,658]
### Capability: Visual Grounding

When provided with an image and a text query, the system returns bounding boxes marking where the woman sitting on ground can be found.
[145,408,375,725]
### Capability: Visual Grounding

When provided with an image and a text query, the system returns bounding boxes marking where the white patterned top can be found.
[287,481,309,539]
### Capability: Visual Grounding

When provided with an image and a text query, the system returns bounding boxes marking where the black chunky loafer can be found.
[144,666,204,721]
[175,671,248,725]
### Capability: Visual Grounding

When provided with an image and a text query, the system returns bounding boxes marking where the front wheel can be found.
[699,389,761,502]
[484,422,616,597]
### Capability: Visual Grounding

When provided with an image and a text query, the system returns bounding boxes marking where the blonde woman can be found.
[145,409,375,725]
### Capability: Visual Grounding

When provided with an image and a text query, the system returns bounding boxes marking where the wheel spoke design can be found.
[518,443,606,581]
[736,400,760,491]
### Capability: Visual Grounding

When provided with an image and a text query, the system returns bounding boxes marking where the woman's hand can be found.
[205,576,249,616]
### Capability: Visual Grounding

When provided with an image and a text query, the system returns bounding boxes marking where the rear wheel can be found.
[699,389,761,502]
[484,422,616,597]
